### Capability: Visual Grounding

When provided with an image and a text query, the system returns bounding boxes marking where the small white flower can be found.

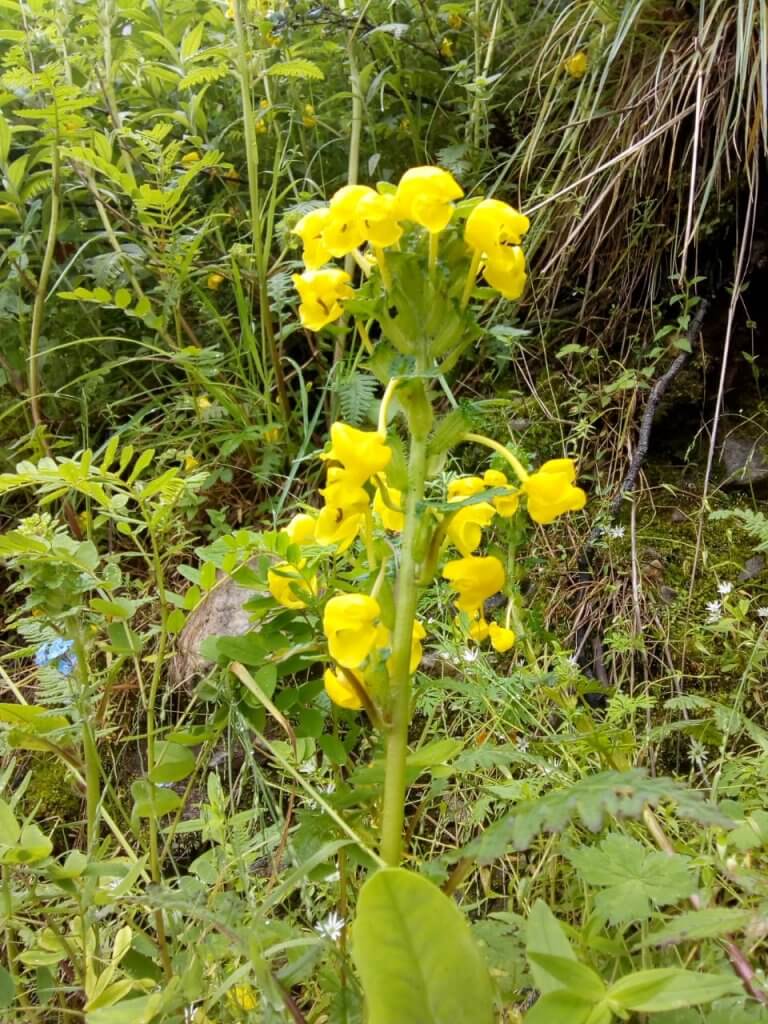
[315,911,345,942]
[462,648,479,663]
[706,600,722,623]
[121,22,133,36]
[758,607,768,619]
[606,525,625,539]
[517,736,529,753]
[323,782,336,795]
[717,581,733,596]
[324,869,341,883]
[566,654,579,667]
[299,758,316,774]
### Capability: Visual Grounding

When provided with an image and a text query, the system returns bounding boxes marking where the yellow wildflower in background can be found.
[440,37,454,58]
[409,620,426,672]
[564,51,589,78]
[229,984,258,1010]
[207,272,224,290]
[395,166,464,233]
[302,103,317,127]
[522,459,586,524]
[443,555,505,615]
[323,594,382,668]
[324,667,365,709]
[447,476,485,502]
[181,150,201,164]
[488,622,516,652]
[292,268,353,331]
[267,563,317,609]
[469,616,490,642]
[465,198,529,257]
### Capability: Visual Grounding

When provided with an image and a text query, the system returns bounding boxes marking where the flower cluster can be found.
[291,166,530,331]
[441,459,586,651]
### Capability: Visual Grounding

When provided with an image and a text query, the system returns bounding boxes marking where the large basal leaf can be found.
[352,867,494,1024]
[607,967,741,1012]
[462,769,732,861]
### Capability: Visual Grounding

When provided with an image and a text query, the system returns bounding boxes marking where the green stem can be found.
[3,866,37,1019]
[28,140,59,435]
[462,431,529,483]
[232,0,290,423]
[379,381,430,866]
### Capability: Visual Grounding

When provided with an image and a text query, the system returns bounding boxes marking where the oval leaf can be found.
[352,867,494,1024]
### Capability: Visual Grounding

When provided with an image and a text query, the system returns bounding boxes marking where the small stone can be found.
[670,509,687,523]
[172,572,265,688]
[738,554,765,582]
[659,585,678,604]
[720,424,768,487]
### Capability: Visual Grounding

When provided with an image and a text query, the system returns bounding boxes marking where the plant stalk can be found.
[379,380,430,866]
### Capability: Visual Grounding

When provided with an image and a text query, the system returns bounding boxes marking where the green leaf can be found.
[567,834,697,925]
[0,963,15,1010]
[130,779,182,822]
[527,954,605,1002]
[0,704,70,735]
[644,907,755,945]
[525,900,578,996]
[607,968,741,1012]
[523,991,598,1024]
[266,58,325,80]
[148,742,195,784]
[113,288,131,309]
[352,868,494,1024]
[462,769,732,861]
[1,823,53,864]
[0,799,20,845]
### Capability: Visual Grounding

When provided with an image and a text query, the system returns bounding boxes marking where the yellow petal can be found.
[465,198,529,254]
[373,484,404,531]
[267,562,317,609]
[443,555,505,615]
[488,622,516,653]
[445,501,496,557]
[324,667,365,710]
[323,593,381,668]
[283,512,317,545]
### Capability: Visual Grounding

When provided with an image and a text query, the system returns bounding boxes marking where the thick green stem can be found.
[379,383,430,866]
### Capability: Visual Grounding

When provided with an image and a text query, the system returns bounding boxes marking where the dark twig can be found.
[610,298,709,519]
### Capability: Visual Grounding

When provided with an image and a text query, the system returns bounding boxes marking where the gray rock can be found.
[171,573,264,688]
[720,424,768,487]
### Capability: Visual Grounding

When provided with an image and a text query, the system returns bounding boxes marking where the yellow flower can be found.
[443,555,505,615]
[181,150,201,164]
[264,426,281,443]
[447,13,462,29]
[565,51,589,79]
[294,207,334,270]
[207,272,225,290]
[373,484,404,531]
[283,512,317,545]
[445,501,496,557]
[195,395,211,411]
[259,98,270,110]
[320,466,370,510]
[395,166,464,233]
[267,562,317,609]
[488,622,516,652]
[483,246,527,301]
[323,594,382,668]
[465,198,529,258]
[229,984,258,1010]
[255,119,267,135]
[184,453,199,471]
[522,458,586,524]
[469,616,490,642]
[322,422,392,483]
[324,666,365,710]
[483,469,519,517]
[447,476,485,502]
[292,268,353,331]
[315,505,366,552]
[409,620,426,672]
[302,103,317,128]
[322,184,373,257]
[440,36,454,58]
[264,31,281,46]
[357,190,403,248]
[225,0,235,18]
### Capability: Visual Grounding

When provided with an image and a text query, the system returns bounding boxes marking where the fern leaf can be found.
[179,64,230,90]
[266,59,325,81]
[338,372,378,427]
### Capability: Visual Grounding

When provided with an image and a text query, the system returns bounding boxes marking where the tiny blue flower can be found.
[35,638,75,673]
